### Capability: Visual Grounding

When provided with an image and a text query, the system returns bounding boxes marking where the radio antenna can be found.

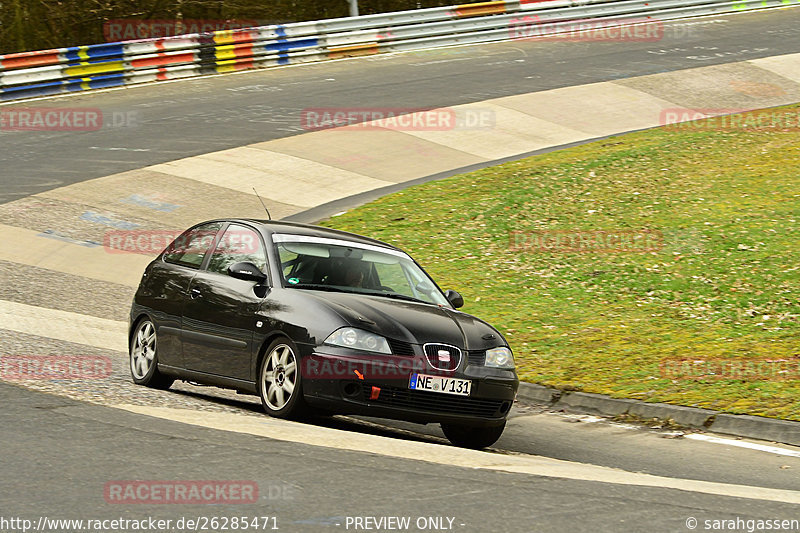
[252,187,272,220]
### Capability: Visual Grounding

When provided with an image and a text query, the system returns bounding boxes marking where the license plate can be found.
[409,373,471,396]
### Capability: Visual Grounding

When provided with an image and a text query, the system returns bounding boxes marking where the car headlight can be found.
[324,327,391,355]
[485,347,515,369]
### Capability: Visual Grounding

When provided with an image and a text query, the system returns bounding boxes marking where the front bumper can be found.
[300,350,518,426]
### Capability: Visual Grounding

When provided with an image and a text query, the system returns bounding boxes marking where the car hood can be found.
[299,289,506,351]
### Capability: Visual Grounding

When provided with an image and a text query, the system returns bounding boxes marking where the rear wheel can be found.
[259,337,309,419]
[130,319,174,389]
[441,421,506,449]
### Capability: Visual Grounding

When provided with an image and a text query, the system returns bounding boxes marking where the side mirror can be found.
[445,289,464,309]
[228,262,268,283]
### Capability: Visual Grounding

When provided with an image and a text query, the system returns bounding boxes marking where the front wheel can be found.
[130,319,174,389]
[441,421,506,449]
[259,337,309,419]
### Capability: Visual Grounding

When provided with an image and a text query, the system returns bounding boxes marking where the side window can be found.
[279,250,299,278]
[206,224,268,276]
[163,222,222,268]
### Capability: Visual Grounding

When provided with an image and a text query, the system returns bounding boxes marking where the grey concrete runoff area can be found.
[518,383,800,446]
[1,7,800,533]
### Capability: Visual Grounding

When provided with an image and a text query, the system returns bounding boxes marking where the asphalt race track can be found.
[1,7,800,533]
[2,382,799,532]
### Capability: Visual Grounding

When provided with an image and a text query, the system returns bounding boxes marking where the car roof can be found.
[227,219,403,252]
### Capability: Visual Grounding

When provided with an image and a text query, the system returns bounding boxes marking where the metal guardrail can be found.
[0,0,796,102]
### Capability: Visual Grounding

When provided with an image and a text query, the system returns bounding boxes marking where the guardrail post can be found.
[347,0,360,17]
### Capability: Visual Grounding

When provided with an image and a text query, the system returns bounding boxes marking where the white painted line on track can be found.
[89,146,151,152]
[561,414,607,424]
[0,300,127,352]
[686,434,800,458]
[559,413,800,458]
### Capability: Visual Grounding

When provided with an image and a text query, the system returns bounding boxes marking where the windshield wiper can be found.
[287,283,359,294]
[374,292,430,305]
[288,283,432,304]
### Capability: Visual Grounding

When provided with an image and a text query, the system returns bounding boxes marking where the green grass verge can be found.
[321,104,800,421]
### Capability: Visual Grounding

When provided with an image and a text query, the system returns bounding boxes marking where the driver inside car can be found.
[326,258,367,288]
[344,266,364,287]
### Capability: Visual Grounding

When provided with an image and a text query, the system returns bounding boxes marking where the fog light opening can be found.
[343,383,359,398]
[500,401,511,414]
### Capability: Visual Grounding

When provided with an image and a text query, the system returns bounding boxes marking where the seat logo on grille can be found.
[424,344,461,372]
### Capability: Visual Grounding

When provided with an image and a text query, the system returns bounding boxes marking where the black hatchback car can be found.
[129,219,518,448]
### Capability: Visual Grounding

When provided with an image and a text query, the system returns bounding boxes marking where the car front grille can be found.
[361,384,504,418]
[467,350,485,366]
[423,343,462,371]
[388,338,415,356]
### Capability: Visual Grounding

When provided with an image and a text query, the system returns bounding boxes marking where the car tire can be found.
[259,337,309,419]
[130,318,174,390]
[440,421,506,449]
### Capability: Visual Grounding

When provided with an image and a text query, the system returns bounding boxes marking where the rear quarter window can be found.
[163,222,223,268]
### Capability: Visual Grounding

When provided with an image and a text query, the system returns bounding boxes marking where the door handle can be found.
[189,288,201,299]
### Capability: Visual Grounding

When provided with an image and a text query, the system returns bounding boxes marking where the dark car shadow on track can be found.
[169,386,263,412]
[167,384,453,447]
[160,383,540,455]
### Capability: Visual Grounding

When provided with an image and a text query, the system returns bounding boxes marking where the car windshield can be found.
[273,234,449,306]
